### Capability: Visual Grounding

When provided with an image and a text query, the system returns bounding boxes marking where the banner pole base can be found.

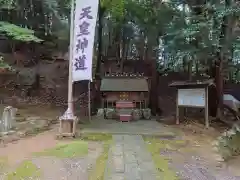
[58,107,78,138]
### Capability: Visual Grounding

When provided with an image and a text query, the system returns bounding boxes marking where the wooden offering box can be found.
[119,114,132,122]
[116,101,135,122]
[116,101,135,108]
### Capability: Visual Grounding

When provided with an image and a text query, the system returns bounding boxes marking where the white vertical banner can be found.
[72,0,99,82]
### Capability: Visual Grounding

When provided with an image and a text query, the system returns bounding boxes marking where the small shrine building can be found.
[100,73,149,121]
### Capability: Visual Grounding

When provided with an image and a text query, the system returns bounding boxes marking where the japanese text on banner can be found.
[72,0,98,82]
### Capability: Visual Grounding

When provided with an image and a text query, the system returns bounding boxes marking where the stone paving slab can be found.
[82,119,176,137]
[104,135,157,180]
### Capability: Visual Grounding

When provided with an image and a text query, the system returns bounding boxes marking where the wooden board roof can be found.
[169,79,214,88]
[100,78,149,92]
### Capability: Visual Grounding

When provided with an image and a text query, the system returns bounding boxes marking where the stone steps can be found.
[104,135,158,180]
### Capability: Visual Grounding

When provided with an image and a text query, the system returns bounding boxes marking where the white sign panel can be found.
[178,88,205,107]
[72,0,99,82]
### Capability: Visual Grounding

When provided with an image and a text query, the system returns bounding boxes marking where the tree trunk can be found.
[120,39,125,72]
[138,34,146,61]
[188,60,193,81]
[195,59,199,75]
[94,6,105,110]
[148,35,159,115]
[216,0,234,118]
[150,58,159,115]
[125,40,130,61]
[95,6,105,79]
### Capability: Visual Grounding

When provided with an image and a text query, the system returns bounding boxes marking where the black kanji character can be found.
[77,21,90,36]
[80,6,93,20]
[76,37,88,53]
[74,55,87,71]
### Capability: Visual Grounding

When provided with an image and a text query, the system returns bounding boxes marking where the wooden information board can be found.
[176,87,209,128]
[178,88,205,107]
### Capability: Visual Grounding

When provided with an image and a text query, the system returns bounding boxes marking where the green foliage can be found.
[0,22,43,42]
[0,0,15,9]
[88,134,112,180]
[6,160,41,180]
[0,0,239,82]
[80,133,112,141]
[35,141,88,158]
[162,0,240,75]
[0,56,11,69]
[145,137,179,180]
[216,125,240,160]
[0,157,8,172]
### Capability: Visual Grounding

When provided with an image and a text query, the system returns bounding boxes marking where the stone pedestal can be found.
[59,108,78,137]
[62,120,73,133]
[59,119,77,137]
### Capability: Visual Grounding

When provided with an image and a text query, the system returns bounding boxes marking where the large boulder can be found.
[97,108,104,117]
[142,108,151,120]
[132,109,142,121]
[215,123,240,160]
[17,68,37,86]
[105,108,117,119]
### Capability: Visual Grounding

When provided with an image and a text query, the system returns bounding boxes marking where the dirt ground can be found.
[0,126,103,180]
[0,104,104,180]
[1,103,240,179]
[173,122,240,177]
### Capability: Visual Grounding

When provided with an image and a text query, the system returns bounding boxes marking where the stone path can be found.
[104,135,158,180]
[82,119,176,137]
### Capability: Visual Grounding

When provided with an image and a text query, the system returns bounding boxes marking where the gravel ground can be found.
[0,128,103,180]
[31,142,102,180]
[161,149,240,180]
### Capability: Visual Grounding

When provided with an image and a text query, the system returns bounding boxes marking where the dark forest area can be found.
[0,0,239,117]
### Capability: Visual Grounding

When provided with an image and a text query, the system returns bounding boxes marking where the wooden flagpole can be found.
[88,80,91,122]
[58,0,75,137]
[67,0,75,111]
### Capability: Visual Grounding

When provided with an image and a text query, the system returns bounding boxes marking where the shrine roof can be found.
[169,79,214,88]
[100,77,149,92]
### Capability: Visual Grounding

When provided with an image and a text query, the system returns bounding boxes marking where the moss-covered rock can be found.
[215,124,240,161]
[142,108,151,120]
[132,109,142,120]
[105,108,117,119]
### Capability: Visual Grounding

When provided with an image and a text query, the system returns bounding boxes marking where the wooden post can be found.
[59,120,62,134]
[72,117,77,136]
[176,89,179,124]
[88,81,91,122]
[205,86,209,128]
[101,98,104,108]
[58,0,75,137]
